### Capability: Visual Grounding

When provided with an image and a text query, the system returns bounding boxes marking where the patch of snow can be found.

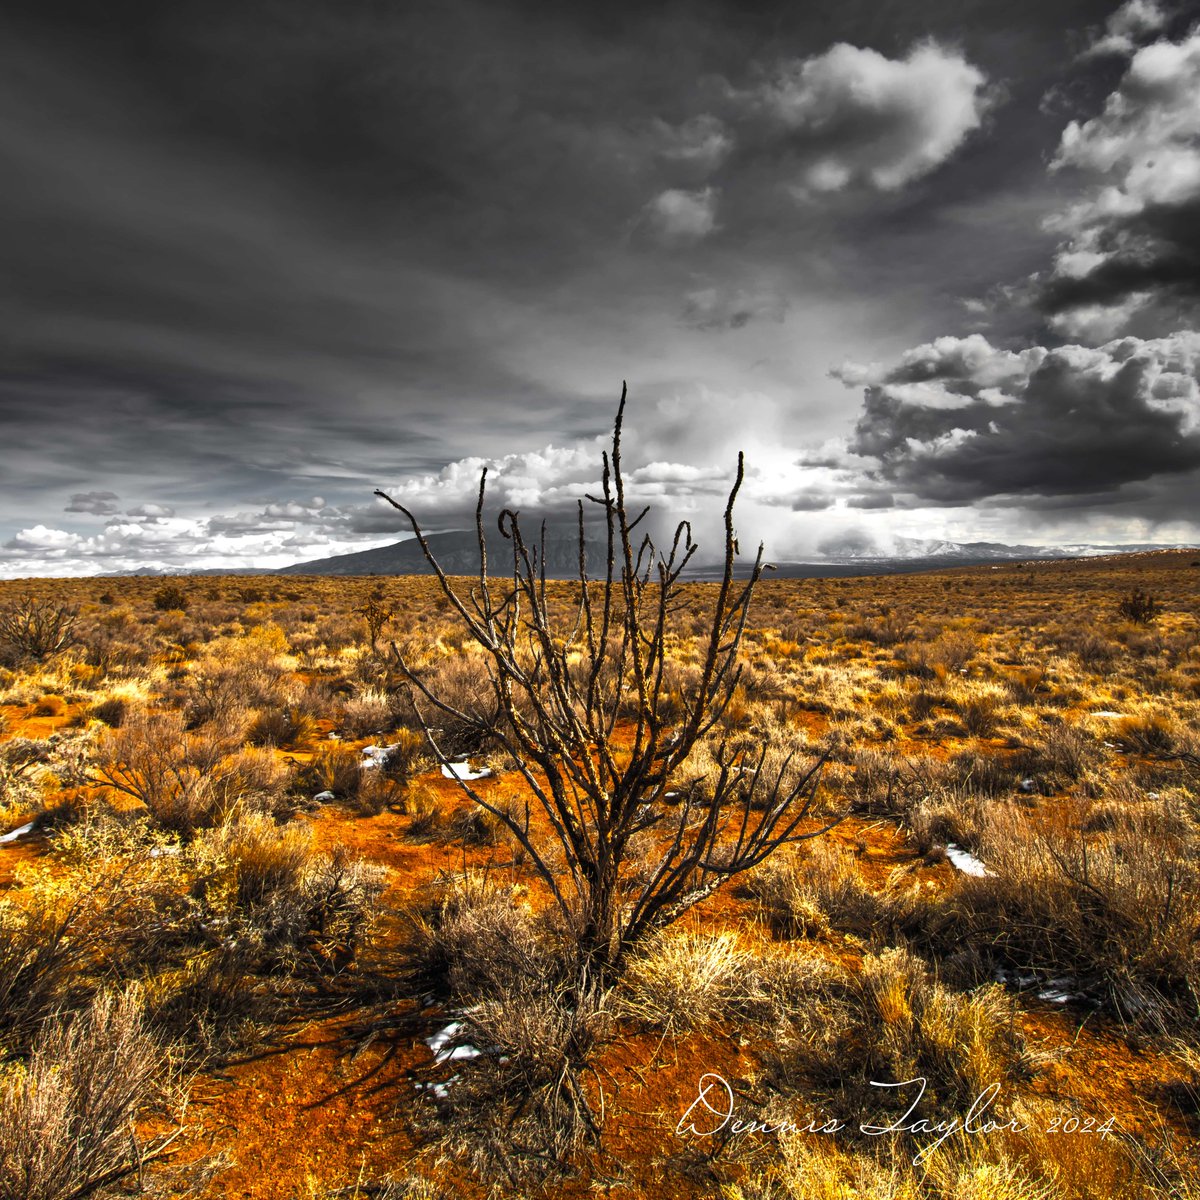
[995,968,1083,1005]
[426,1022,482,1064]
[415,1076,459,1100]
[148,845,181,859]
[944,843,992,878]
[441,760,493,782]
[1036,979,1081,1004]
[1018,777,1035,793]
[0,822,36,845]
[1091,711,1127,718]
[360,743,400,770]
[313,790,335,802]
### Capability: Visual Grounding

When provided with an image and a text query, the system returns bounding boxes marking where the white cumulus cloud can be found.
[739,40,990,193]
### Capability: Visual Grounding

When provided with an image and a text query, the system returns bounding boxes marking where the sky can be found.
[1,0,1198,576]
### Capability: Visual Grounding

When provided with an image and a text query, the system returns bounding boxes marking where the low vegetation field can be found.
[2,549,1199,1198]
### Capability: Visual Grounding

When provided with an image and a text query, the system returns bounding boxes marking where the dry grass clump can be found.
[857,948,1024,1105]
[0,988,184,1200]
[622,928,761,1032]
[402,783,446,839]
[340,687,401,736]
[403,871,606,1185]
[246,704,316,749]
[747,841,928,945]
[736,1137,1066,1200]
[906,788,991,858]
[938,803,1200,1024]
[769,946,1027,1128]
[305,742,363,801]
[86,693,128,728]
[1113,712,1183,755]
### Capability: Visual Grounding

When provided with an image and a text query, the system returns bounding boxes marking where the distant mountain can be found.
[273,529,1197,581]
[276,529,590,577]
[812,533,1185,563]
[102,565,254,577]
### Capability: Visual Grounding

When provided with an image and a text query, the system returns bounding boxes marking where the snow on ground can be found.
[944,843,992,877]
[442,760,493,781]
[0,821,35,845]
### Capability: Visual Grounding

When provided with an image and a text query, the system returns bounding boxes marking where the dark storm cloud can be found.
[1035,22,1200,336]
[788,492,836,511]
[840,332,1200,503]
[827,9,1200,543]
[1039,195,1200,314]
[4,0,1181,574]
[846,492,896,509]
[680,285,789,331]
[65,491,121,515]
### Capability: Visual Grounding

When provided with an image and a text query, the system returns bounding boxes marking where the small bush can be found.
[1117,588,1159,625]
[152,584,189,612]
[87,695,128,728]
[0,598,78,664]
[246,705,315,749]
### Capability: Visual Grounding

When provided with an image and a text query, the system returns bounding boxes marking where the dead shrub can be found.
[0,598,78,664]
[1117,588,1160,625]
[0,989,183,1200]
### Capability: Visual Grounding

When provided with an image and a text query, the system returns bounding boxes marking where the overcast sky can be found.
[2,0,1198,575]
